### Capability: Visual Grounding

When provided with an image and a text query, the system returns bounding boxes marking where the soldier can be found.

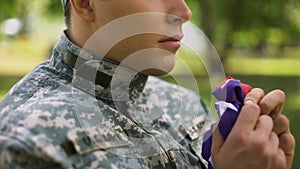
[0,0,295,169]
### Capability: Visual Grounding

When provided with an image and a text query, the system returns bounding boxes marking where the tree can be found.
[188,0,300,59]
[0,0,20,22]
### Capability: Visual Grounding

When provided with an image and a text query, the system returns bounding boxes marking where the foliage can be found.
[1,0,299,52]
[186,0,300,57]
[42,0,64,18]
[0,0,63,20]
[0,0,21,21]
[0,1,299,168]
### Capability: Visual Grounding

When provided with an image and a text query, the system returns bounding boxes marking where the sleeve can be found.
[0,127,72,169]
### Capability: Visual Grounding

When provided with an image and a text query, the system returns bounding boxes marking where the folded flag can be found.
[201,77,252,169]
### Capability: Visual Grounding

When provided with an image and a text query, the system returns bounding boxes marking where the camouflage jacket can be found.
[0,32,213,169]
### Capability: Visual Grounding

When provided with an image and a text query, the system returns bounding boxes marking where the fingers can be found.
[273,114,290,135]
[274,149,286,169]
[230,88,264,133]
[279,132,295,168]
[244,88,265,104]
[275,114,295,169]
[259,89,285,117]
[268,132,280,157]
[255,115,273,136]
[233,101,260,132]
[279,133,295,156]
[251,120,284,169]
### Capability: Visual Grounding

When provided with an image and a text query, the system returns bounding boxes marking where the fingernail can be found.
[244,99,254,105]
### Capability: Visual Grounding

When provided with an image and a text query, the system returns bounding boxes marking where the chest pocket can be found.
[61,126,131,156]
[60,127,204,169]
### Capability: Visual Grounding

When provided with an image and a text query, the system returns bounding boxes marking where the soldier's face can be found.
[89,0,192,75]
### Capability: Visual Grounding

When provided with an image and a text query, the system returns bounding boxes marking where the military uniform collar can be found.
[51,31,148,102]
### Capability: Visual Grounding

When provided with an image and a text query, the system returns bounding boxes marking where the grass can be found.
[225,57,300,76]
[0,38,48,76]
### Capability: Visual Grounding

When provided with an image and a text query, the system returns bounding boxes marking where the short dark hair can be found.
[64,2,71,28]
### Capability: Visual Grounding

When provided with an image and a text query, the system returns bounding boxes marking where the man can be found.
[0,0,295,169]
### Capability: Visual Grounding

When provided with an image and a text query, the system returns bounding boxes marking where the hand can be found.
[211,88,294,169]
[257,89,295,169]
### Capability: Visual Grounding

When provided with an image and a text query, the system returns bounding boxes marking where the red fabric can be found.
[241,83,252,96]
[218,76,252,96]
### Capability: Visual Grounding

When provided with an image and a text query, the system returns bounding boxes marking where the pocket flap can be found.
[61,126,131,155]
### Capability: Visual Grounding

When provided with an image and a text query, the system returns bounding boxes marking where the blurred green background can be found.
[0,0,299,168]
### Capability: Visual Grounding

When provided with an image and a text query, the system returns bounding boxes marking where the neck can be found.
[68,17,95,48]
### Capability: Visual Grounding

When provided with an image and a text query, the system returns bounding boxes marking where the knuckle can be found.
[278,114,290,127]
[259,101,270,114]
[235,129,251,145]
[269,150,278,162]
[271,132,279,146]
[253,88,265,96]
[283,133,296,149]
[245,88,264,101]
[252,137,268,151]
[243,103,260,112]
[259,115,273,126]
[276,149,286,169]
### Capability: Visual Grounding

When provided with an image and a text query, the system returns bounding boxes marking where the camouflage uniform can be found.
[0,33,213,169]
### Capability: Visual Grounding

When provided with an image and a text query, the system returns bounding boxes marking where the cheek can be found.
[93,0,168,34]
[94,0,161,24]
[104,34,177,75]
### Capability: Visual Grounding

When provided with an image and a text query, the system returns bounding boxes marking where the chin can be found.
[141,61,176,76]
[145,53,176,76]
[119,48,176,76]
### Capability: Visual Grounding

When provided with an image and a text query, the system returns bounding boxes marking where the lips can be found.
[158,35,183,50]
[158,35,183,43]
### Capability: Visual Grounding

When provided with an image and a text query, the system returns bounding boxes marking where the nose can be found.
[167,0,192,24]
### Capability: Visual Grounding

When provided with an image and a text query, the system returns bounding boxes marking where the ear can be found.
[70,0,95,22]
